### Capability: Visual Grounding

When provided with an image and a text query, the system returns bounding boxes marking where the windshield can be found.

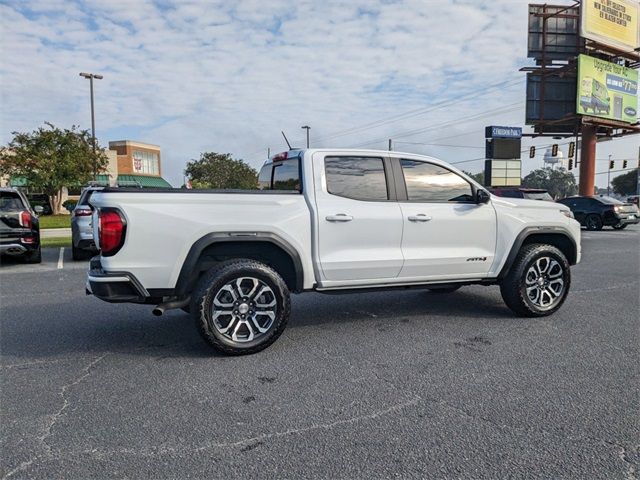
[597,196,623,205]
[0,192,25,212]
[524,192,553,201]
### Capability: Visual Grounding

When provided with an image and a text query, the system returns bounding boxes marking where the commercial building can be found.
[97,140,172,188]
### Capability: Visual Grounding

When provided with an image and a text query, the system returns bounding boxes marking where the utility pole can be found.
[578,124,596,196]
[388,139,392,151]
[301,125,310,148]
[79,72,103,176]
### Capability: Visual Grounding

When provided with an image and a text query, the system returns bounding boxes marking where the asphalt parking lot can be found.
[1,228,638,479]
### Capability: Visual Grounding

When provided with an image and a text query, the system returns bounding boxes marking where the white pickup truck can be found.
[87,149,581,355]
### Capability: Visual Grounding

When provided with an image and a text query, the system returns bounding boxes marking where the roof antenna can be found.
[281,131,292,150]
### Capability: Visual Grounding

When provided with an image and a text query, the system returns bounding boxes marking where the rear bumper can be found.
[0,243,28,255]
[86,257,152,303]
[0,237,39,255]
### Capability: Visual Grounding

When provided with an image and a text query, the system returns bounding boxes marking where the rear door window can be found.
[324,157,388,201]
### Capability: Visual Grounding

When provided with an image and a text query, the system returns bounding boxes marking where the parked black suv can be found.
[557,195,639,231]
[0,188,43,263]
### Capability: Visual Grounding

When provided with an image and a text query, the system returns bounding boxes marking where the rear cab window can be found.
[258,158,301,192]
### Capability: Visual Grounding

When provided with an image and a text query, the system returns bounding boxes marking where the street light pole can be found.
[301,125,310,148]
[607,154,612,196]
[79,72,103,176]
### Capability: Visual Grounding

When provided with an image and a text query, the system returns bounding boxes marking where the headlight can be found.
[561,209,574,219]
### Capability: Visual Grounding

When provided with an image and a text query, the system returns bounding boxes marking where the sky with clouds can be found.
[1,0,638,187]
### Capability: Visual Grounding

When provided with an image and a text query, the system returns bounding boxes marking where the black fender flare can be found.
[174,232,305,295]
[497,227,577,280]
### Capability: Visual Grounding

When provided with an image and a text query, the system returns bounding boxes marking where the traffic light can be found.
[529,146,535,158]
[568,159,573,170]
[623,160,628,169]
[568,142,575,158]
[551,144,558,156]
[609,160,615,169]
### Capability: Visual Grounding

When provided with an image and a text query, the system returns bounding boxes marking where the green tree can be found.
[611,169,639,196]
[185,152,258,189]
[463,170,485,186]
[522,167,577,199]
[0,123,107,214]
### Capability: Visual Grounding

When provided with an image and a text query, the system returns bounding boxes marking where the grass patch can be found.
[39,215,71,229]
[41,236,71,248]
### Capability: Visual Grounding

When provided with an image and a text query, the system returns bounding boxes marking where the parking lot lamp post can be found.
[79,72,103,176]
[301,125,310,148]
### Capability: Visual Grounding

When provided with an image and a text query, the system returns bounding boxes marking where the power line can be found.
[393,141,484,149]
[348,103,522,148]
[311,77,523,145]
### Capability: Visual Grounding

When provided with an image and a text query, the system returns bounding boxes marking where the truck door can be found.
[393,158,497,280]
[313,153,404,282]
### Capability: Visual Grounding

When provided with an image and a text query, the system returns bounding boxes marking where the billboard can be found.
[525,73,577,133]
[528,4,582,61]
[581,0,640,52]
[576,54,639,123]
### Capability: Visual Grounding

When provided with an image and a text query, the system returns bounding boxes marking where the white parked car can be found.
[87,149,581,355]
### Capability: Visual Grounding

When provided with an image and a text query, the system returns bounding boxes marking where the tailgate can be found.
[0,213,24,243]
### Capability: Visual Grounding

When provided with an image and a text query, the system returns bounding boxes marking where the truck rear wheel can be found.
[191,259,291,355]
[500,244,570,317]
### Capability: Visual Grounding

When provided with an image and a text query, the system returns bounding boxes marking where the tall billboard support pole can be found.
[579,124,597,196]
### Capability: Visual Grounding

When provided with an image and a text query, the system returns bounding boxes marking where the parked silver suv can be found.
[71,187,102,260]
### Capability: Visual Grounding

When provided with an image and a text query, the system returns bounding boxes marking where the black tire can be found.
[612,223,627,230]
[191,259,290,355]
[427,286,461,294]
[23,246,42,264]
[585,214,603,231]
[72,244,86,261]
[500,244,571,317]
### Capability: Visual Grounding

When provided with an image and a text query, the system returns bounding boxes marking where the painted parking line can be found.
[57,247,64,269]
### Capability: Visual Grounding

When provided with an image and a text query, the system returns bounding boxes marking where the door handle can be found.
[326,214,353,222]
[408,214,432,222]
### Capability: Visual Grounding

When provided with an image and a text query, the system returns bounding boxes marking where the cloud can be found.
[1,0,636,187]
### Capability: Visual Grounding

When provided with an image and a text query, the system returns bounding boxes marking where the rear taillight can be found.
[19,211,32,229]
[74,207,92,217]
[98,209,126,256]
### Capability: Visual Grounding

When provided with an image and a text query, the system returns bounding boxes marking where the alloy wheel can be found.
[524,256,565,310]
[210,277,277,343]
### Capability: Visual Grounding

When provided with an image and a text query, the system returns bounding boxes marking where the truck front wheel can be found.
[500,244,570,317]
[191,259,291,355]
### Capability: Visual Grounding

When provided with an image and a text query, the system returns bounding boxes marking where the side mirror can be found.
[34,206,44,214]
[476,189,490,204]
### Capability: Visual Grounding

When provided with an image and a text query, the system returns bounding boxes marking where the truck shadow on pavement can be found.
[1,288,513,360]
